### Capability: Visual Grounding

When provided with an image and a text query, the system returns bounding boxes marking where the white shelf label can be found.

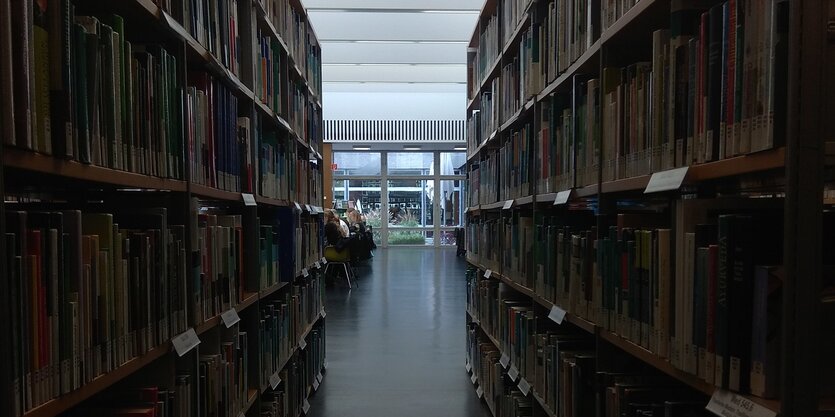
[466,362,472,373]
[302,268,309,278]
[502,200,514,210]
[299,338,308,350]
[484,269,492,279]
[314,261,321,269]
[471,373,478,384]
[172,328,200,357]
[269,372,281,389]
[317,372,323,383]
[221,308,241,328]
[499,353,510,369]
[706,389,776,417]
[302,399,311,415]
[476,386,484,398]
[294,202,302,211]
[313,379,320,391]
[242,193,257,206]
[508,365,519,382]
[321,257,328,265]
[645,166,690,193]
[320,308,327,318]
[324,360,328,369]
[518,378,531,396]
[553,190,572,205]
[548,305,567,324]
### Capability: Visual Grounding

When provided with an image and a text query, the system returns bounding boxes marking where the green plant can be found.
[389,230,426,245]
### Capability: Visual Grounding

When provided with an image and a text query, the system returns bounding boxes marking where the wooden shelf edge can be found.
[4,148,188,192]
[259,281,289,299]
[537,40,601,101]
[22,343,170,417]
[256,195,291,208]
[599,0,659,44]
[501,11,531,57]
[191,184,243,202]
[531,392,557,417]
[261,314,325,394]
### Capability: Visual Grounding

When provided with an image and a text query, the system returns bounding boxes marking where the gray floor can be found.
[308,248,490,417]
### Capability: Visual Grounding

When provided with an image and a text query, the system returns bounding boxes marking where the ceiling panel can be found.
[322,42,466,64]
[303,0,484,11]
[323,64,467,83]
[308,11,477,41]
[323,82,467,93]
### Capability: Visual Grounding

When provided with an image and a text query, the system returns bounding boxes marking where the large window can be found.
[331,150,466,247]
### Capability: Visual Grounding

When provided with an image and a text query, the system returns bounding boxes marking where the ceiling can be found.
[304,0,482,89]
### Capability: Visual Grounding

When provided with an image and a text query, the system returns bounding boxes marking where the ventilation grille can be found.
[324,120,466,142]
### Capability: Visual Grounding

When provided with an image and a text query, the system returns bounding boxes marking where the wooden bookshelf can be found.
[4,148,188,192]
[260,314,325,395]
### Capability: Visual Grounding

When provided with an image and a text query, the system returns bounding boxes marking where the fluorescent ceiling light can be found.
[403,145,422,150]
[454,146,467,151]
[353,146,372,150]
[330,40,468,44]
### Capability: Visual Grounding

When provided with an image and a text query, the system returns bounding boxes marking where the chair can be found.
[324,245,356,289]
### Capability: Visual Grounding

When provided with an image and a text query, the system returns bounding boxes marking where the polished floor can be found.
[308,248,489,417]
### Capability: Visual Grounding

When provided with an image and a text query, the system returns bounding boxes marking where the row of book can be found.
[467,218,502,273]
[535,0,599,86]
[602,0,641,32]
[2,4,186,178]
[501,213,535,286]
[261,0,321,97]
[521,201,783,397]
[467,78,500,151]
[256,32,285,117]
[194,212,246,324]
[500,58,522,125]
[199,330,250,417]
[259,224,282,291]
[77,382,193,417]
[187,74,253,193]
[295,218,323,276]
[259,130,296,201]
[5,208,189,413]
[467,150,499,207]
[467,272,715,417]
[261,325,325,417]
[500,123,534,201]
[157,0,242,77]
[259,275,324,389]
[503,0,530,46]
[537,94,574,194]
[468,12,500,101]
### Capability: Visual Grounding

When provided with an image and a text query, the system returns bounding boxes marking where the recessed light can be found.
[403,146,422,151]
[353,146,371,151]
[454,146,467,151]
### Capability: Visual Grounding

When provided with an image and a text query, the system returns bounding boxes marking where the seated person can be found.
[324,221,351,263]
[325,209,350,237]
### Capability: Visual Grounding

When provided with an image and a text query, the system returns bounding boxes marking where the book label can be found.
[171,329,200,357]
[322,257,328,265]
[221,308,240,328]
[553,190,572,205]
[269,372,281,389]
[518,378,531,396]
[314,261,321,269]
[484,270,493,279]
[644,166,689,193]
[706,389,776,417]
[502,200,514,210]
[466,361,472,373]
[299,338,307,350]
[302,268,309,278]
[320,308,327,318]
[476,386,484,398]
[242,193,257,206]
[500,353,510,368]
[305,204,312,212]
[302,399,311,414]
[294,202,302,211]
[548,305,567,324]
[508,365,519,382]
[471,373,478,384]
[317,372,323,383]
[313,380,320,391]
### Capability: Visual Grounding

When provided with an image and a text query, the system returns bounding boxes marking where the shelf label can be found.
[242,193,257,206]
[548,305,567,324]
[471,373,478,384]
[502,200,514,210]
[302,399,311,415]
[321,257,328,265]
[320,308,327,318]
[314,261,321,269]
[302,268,309,278]
[239,412,246,417]
[317,372,323,383]
[499,353,510,368]
[476,386,484,398]
[269,372,281,389]
[294,202,302,211]
[299,338,308,350]
[466,361,472,373]
[221,308,241,328]
[324,360,329,369]
[305,204,312,212]
[313,379,320,391]
[484,269,493,279]
[508,365,519,382]
[645,166,690,193]
[172,328,200,357]
[706,389,776,417]
[518,378,531,396]
[553,190,572,205]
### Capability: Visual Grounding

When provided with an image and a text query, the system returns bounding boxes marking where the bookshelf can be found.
[465,1,829,417]
[0,1,327,417]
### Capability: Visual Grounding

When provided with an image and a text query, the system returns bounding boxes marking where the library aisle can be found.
[308,248,489,417]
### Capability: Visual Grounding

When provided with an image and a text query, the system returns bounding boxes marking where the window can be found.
[333,152,381,176]
[387,152,433,176]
